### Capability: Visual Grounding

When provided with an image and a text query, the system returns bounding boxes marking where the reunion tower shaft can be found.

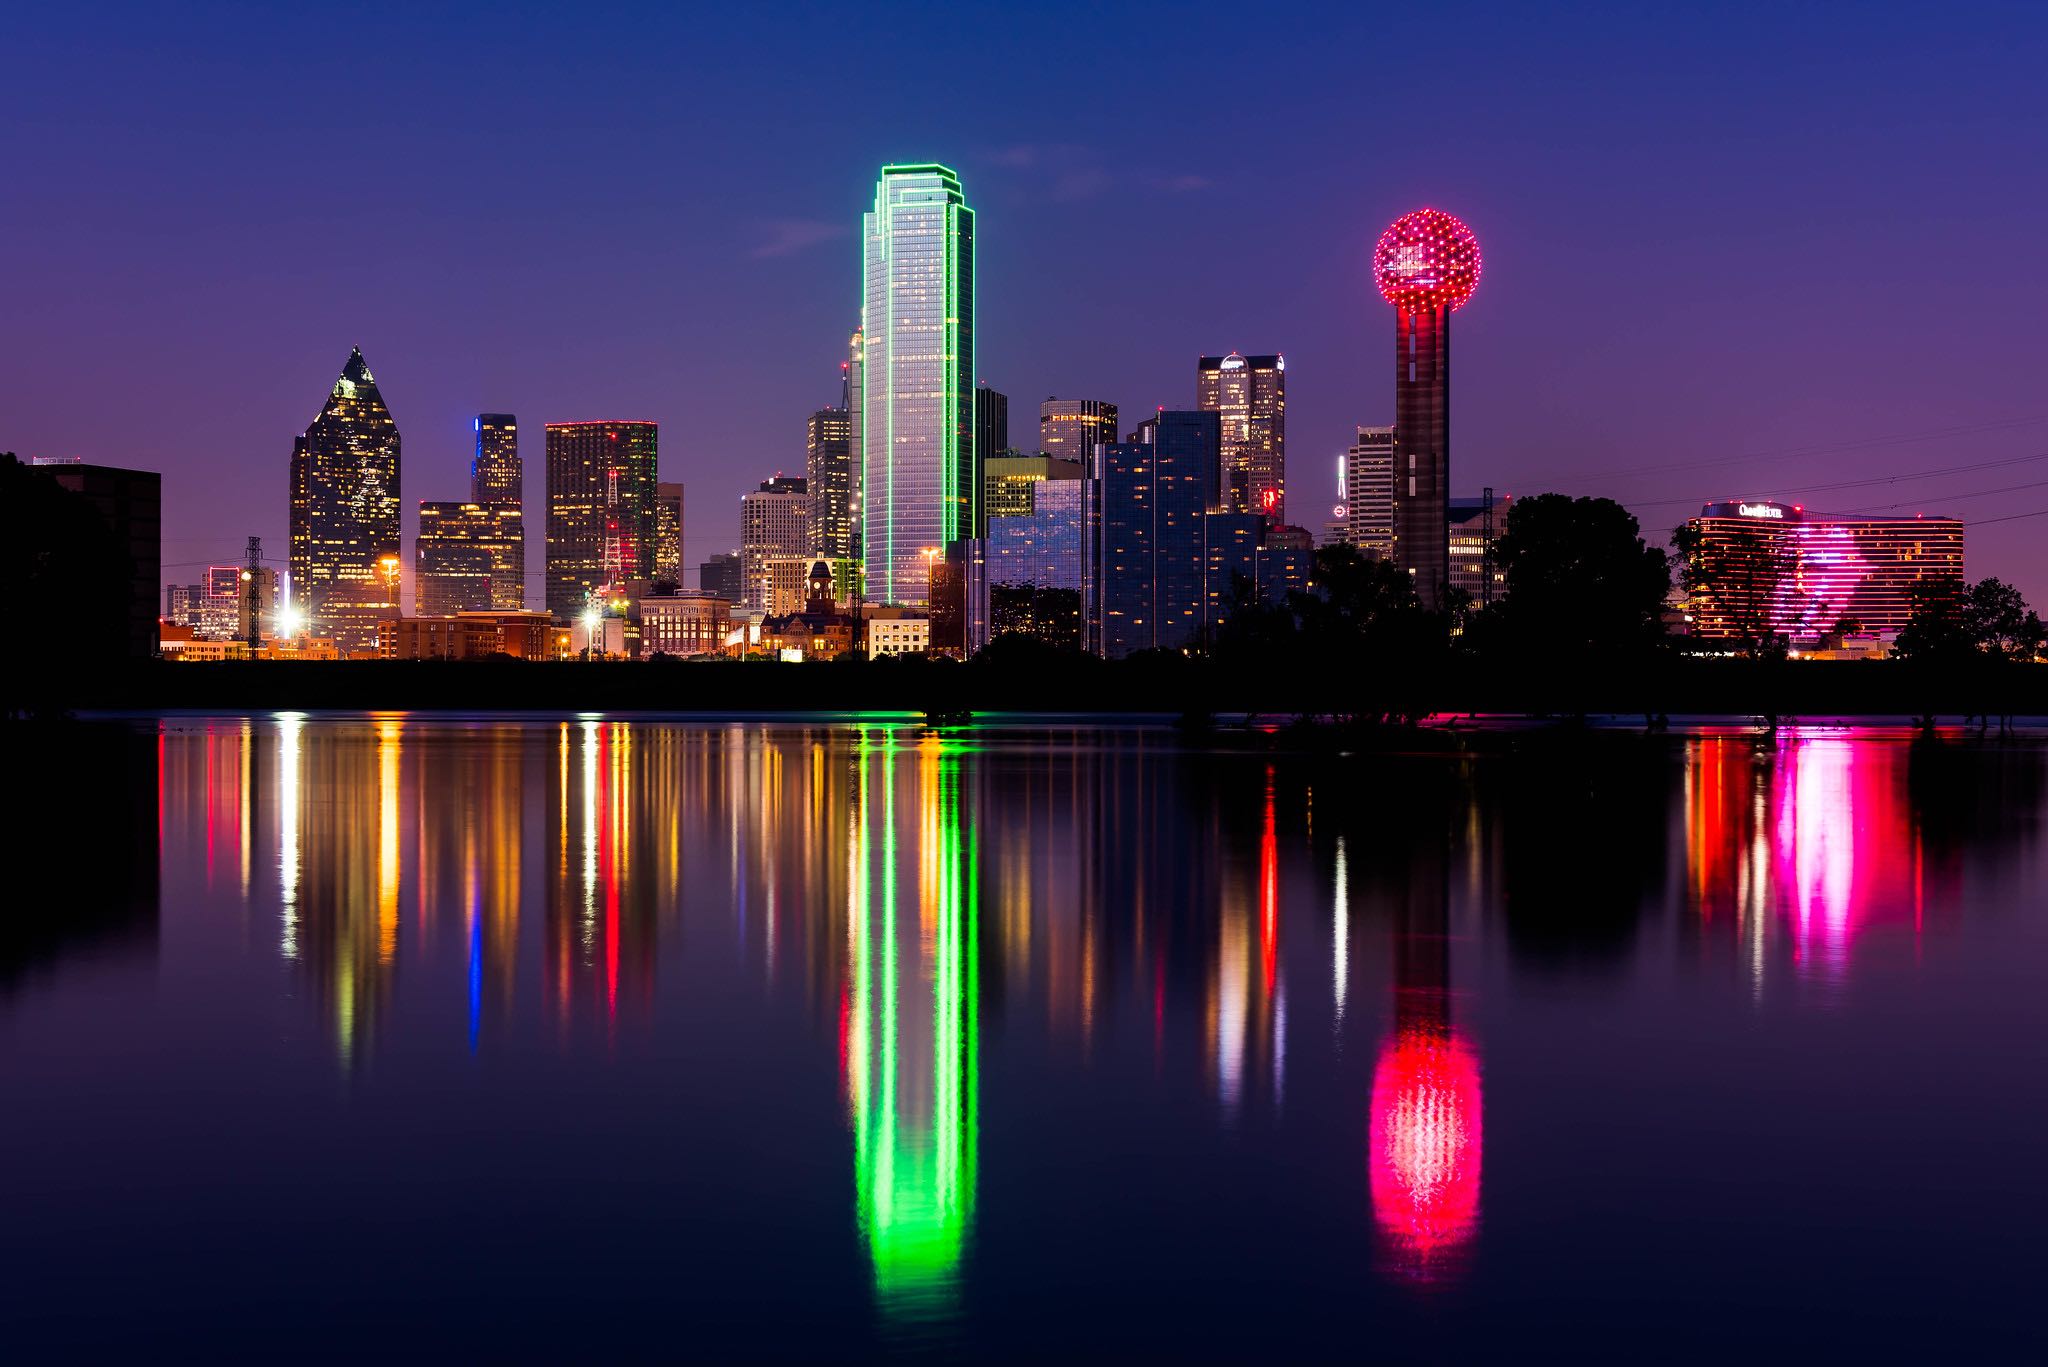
[1374,209,1481,613]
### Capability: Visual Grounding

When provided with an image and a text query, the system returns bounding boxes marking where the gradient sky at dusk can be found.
[6,1,2046,605]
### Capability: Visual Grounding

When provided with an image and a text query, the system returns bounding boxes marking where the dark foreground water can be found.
[4,715,2045,1361]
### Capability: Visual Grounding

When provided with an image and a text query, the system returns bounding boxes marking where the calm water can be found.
[4,715,2046,1360]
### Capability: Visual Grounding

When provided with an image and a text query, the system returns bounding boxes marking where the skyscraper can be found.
[1039,397,1118,468]
[416,501,525,615]
[654,481,686,586]
[861,164,976,606]
[1342,425,1396,558]
[807,402,856,563]
[468,413,525,606]
[544,420,658,619]
[289,347,401,652]
[1197,353,1286,519]
[741,476,810,610]
[472,414,521,504]
[1375,209,1482,611]
[1085,410,1219,658]
[976,384,1009,458]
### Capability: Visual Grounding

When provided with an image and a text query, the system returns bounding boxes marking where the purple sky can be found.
[6,2,2046,607]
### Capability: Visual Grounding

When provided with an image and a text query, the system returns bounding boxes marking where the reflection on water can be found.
[6,717,2045,1358]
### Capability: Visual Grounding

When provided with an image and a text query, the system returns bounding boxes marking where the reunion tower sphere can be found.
[1373,208,1482,313]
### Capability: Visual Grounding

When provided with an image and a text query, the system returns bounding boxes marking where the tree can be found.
[1482,494,1670,656]
[1965,577,2046,663]
[1672,520,1794,658]
[1895,574,2046,663]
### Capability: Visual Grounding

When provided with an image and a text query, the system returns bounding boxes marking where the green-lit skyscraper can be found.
[861,164,976,607]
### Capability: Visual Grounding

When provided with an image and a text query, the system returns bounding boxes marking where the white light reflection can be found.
[277,712,303,959]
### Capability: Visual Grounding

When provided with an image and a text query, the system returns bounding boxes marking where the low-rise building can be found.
[639,591,733,658]
[865,606,930,659]
[376,610,554,660]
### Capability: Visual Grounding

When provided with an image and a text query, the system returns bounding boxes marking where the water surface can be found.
[4,716,2045,1359]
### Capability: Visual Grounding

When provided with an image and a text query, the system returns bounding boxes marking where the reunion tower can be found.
[1374,208,1482,611]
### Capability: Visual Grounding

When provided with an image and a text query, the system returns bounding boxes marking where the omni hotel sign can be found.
[1700,499,1803,522]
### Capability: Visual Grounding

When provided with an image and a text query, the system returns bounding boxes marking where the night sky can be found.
[7,1,2046,605]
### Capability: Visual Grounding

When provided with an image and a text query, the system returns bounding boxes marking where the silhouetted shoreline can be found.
[20,656,2043,723]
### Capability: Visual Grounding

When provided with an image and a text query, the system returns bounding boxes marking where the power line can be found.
[1519,414,2048,485]
[1966,506,2048,527]
[1840,478,2048,514]
[1618,449,2048,512]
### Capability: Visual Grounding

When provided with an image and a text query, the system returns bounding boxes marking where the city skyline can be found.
[4,4,2046,609]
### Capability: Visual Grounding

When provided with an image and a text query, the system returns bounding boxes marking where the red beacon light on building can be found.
[1373,208,1482,314]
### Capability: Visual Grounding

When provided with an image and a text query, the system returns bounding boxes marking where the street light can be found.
[581,607,603,661]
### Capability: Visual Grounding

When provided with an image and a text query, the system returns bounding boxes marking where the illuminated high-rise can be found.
[1374,208,1482,611]
[289,347,401,652]
[741,476,810,610]
[1085,410,1220,657]
[544,421,658,619]
[1039,397,1117,467]
[1197,353,1286,519]
[807,402,856,563]
[1341,425,1395,558]
[861,164,976,606]
[472,414,520,504]
[654,481,686,585]
[416,501,525,615]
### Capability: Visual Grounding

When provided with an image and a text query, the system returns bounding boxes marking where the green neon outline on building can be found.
[861,164,976,605]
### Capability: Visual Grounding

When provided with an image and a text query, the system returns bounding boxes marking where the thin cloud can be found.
[1153,173,1213,193]
[749,218,848,259]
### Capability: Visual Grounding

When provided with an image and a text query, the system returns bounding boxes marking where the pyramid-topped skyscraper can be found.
[289,347,402,652]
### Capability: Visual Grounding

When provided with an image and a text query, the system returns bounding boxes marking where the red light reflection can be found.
[1369,1023,1482,1278]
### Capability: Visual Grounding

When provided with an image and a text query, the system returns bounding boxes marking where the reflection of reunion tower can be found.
[1368,841,1482,1283]
[1374,208,1482,611]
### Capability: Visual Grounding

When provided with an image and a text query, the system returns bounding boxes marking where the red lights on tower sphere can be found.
[1374,208,1482,313]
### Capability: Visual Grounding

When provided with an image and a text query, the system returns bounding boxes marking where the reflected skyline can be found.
[14,715,2042,1357]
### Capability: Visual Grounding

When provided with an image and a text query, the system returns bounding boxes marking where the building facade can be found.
[981,458,1085,650]
[1085,410,1220,658]
[35,459,161,660]
[806,404,856,564]
[654,481,686,586]
[1201,511,1312,638]
[861,164,977,606]
[1039,397,1118,469]
[1197,353,1286,520]
[1679,500,1965,642]
[976,384,1009,459]
[1341,425,1396,558]
[1447,493,1512,607]
[638,591,733,658]
[741,476,810,610]
[416,501,526,616]
[544,420,658,620]
[289,348,401,652]
[699,551,742,603]
[473,414,521,503]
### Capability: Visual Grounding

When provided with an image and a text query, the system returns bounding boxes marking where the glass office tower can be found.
[861,164,976,606]
[289,347,401,652]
